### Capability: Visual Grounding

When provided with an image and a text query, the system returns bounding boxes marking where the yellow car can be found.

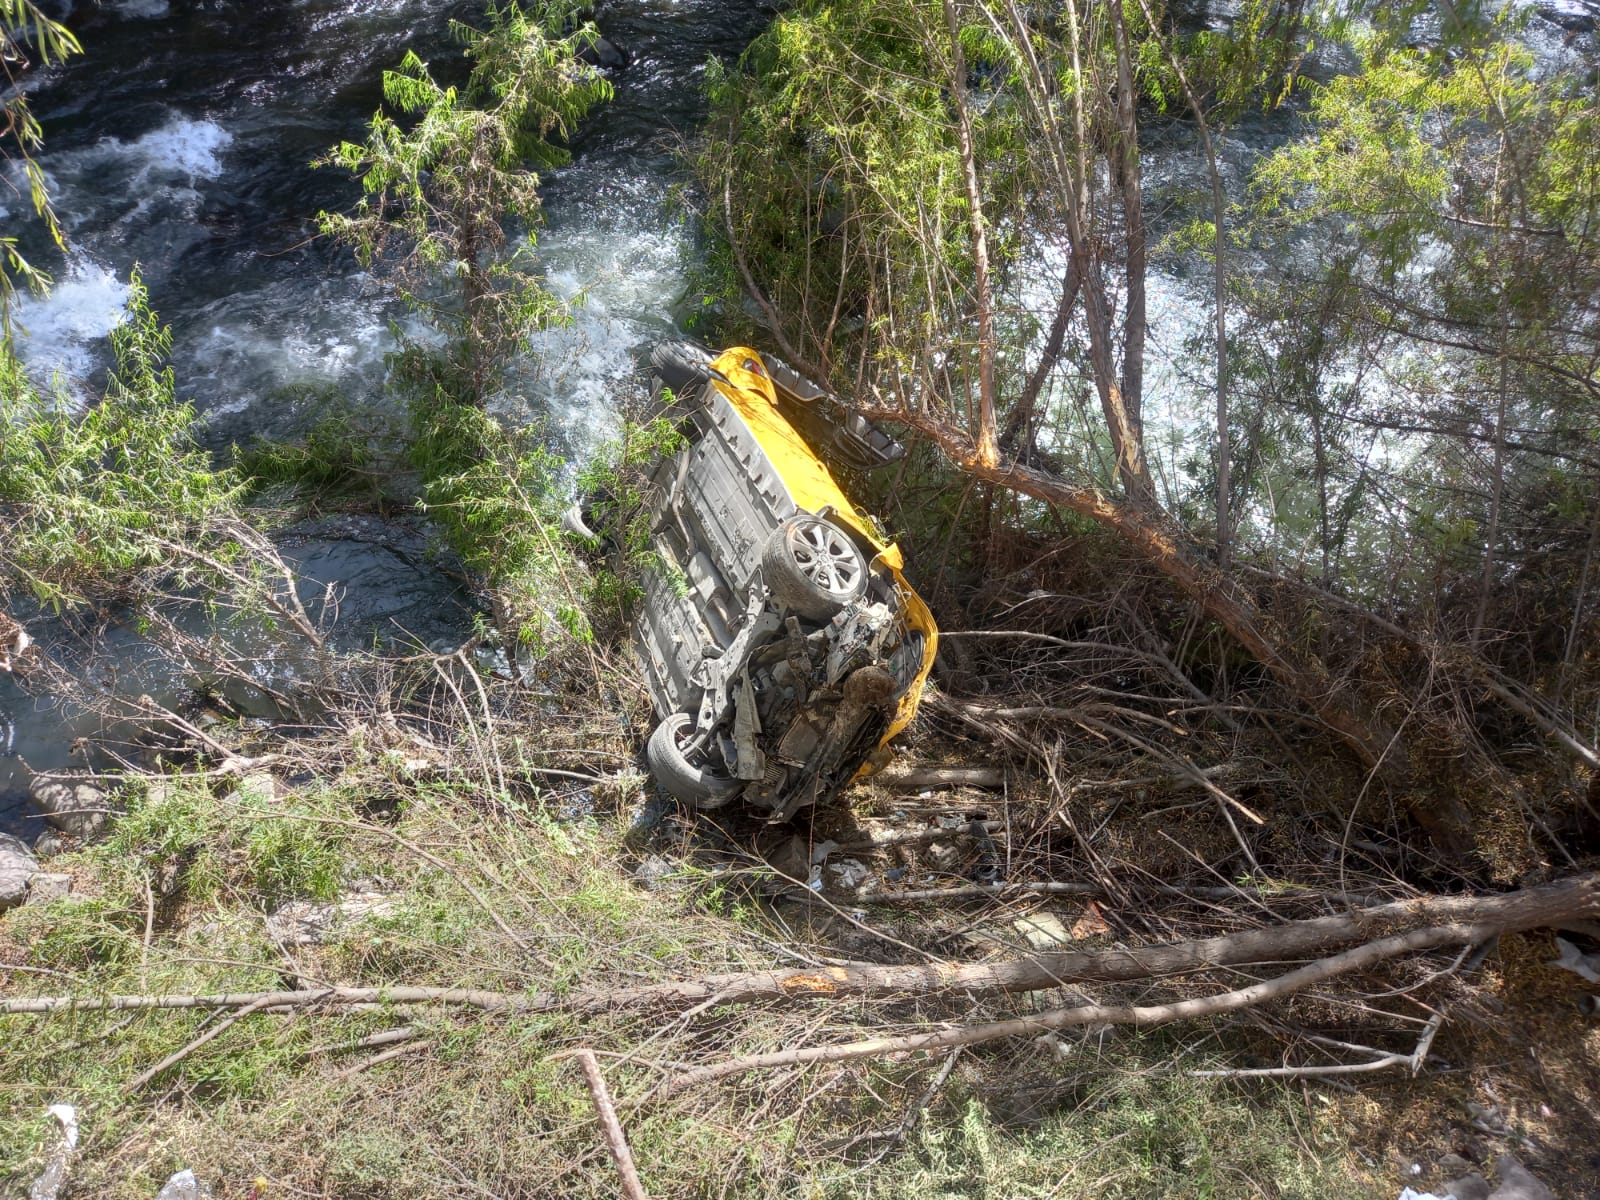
[574,342,937,821]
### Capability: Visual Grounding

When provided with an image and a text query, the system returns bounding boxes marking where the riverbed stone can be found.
[1488,1154,1554,1200]
[222,770,277,807]
[0,832,40,912]
[1445,1174,1491,1200]
[266,892,399,946]
[26,872,73,904]
[28,777,113,840]
[1014,912,1072,950]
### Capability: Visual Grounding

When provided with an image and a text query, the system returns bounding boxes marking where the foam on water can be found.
[47,116,233,207]
[121,117,234,181]
[11,259,131,393]
[111,0,172,16]
[515,174,692,458]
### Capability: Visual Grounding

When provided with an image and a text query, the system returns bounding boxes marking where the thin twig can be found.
[127,995,278,1092]
[305,1026,418,1057]
[575,1048,649,1200]
[860,1047,962,1165]
[336,1039,427,1079]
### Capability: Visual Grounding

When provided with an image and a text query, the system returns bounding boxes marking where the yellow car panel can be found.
[707,347,937,748]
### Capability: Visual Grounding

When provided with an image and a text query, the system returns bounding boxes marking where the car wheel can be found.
[561,500,600,546]
[646,712,743,807]
[650,339,715,395]
[762,514,869,620]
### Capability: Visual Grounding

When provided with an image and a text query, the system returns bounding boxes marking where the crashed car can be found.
[571,341,937,821]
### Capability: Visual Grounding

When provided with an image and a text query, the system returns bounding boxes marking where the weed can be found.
[245,815,346,907]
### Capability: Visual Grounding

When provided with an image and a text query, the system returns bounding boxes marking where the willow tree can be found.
[1244,6,1600,673]
[0,0,82,328]
[697,0,1524,855]
[318,0,613,407]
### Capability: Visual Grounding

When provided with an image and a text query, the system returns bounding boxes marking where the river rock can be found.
[1488,1154,1554,1200]
[576,34,627,70]
[222,770,277,807]
[1014,911,1072,950]
[28,777,113,840]
[33,829,65,857]
[153,1168,211,1200]
[1444,1174,1491,1200]
[26,872,73,905]
[1536,4,1596,34]
[265,892,399,946]
[0,832,40,912]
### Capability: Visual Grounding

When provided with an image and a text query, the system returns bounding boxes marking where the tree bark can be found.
[941,0,1000,467]
[1110,0,1148,469]
[661,922,1488,1093]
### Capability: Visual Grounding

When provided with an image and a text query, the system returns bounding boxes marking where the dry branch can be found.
[5,874,1594,1025]
[126,995,278,1092]
[336,1040,427,1079]
[872,765,1007,790]
[575,1049,649,1200]
[659,922,1486,1093]
[850,879,1350,904]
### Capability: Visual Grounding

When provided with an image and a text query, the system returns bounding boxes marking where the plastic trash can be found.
[153,1169,208,1200]
[26,1104,78,1200]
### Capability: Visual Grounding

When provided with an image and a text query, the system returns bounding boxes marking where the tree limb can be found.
[6,873,1592,1022]
[659,922,1489,1093]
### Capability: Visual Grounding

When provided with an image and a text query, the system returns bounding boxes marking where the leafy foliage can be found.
[570,404,688,624]
[316,0,613,406]
[0,271,244,607]
[0,0,83,323]
[1237,6,1600,645]
[696,0,1033,394]
[407,393,590,651]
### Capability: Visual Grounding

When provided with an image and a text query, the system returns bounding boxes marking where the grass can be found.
[0,723,1375,1200]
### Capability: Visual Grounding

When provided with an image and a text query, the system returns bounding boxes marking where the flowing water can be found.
[1,0,773,833]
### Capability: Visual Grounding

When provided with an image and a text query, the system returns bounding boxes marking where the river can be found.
[1,0,774,834]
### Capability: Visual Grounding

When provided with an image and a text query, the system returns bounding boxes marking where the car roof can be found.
[707,347,905,571]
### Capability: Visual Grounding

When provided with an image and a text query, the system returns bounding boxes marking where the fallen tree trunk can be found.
[862,409,1475,855]
[661,922,1488,1093]
[4,873,1594,1019]
[871,765,1007,791]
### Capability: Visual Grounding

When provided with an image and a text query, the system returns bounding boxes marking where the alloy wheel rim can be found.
[791,522,861,596]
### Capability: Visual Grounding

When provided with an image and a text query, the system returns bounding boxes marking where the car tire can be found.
[647,712,743,807]
[561,500,600,546]
[650,339,715,395]
[762,514,869,620]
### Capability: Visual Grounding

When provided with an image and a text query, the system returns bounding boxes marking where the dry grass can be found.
[0,657,1381,1200]
[4,516,1597,1198]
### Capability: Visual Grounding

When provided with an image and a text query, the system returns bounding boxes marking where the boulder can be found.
[1535,4,1596,34]
[576,35,627,70]
[0,832,39,912]
[28,777,113,840]
[1444,1174,1491,1200]
[1488,1154,1554,1200]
